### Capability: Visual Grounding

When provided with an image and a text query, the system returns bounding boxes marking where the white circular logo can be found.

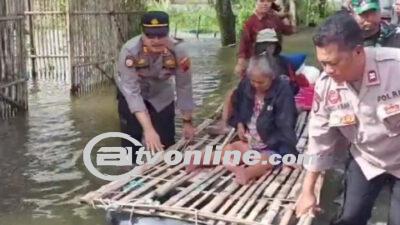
[83,132,144,181]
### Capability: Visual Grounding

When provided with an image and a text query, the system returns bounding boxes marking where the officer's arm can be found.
[302,77,349,190]
[115,48,154,131]
[174,46,195,121]
[301,171,321,196]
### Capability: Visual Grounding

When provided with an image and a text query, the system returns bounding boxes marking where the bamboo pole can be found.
[173,167,227,208]
[117,164,186,203]
[0,78,28,89]
[245,168,291,221]
[278,171,305,225]
[153,134,215,198]
[0,15,24,21]
[154,171,199,198]
[222,171,272,219]
[263,168,293,198]
[190,173,234,209]
[164,166,225,207]
[66,0,75,93]
[260,169,301,224]
[202,179,240,213]
[110,163,172,201]
[214,179,253,215]
[236,169,280,219]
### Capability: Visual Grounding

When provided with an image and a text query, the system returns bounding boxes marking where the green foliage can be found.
[147,0,219,33]
[231,0,254,34]
[145,0,340,37]
[298,0,341,26]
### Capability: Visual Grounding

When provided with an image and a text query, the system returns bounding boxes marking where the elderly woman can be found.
[225,55,298,184]
[187,55,298,185]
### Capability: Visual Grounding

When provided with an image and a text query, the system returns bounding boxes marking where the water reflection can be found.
[0,38,225,225]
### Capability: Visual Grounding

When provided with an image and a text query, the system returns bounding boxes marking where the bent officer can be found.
[115,11,195,159]
[295,13,400,225]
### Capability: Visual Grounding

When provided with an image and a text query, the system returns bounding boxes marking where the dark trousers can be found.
[331,159,400,225]
[117,91,176,163]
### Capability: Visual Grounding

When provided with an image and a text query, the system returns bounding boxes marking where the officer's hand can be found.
[144,128,164,154]
[183,123,196,140]
[295,191,321,218]
[237,123,247,142]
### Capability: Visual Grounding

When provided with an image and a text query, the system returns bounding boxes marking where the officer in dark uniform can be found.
[351,0,400,47]
[115,11,195,160]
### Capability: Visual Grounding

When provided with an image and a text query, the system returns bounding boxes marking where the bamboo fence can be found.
[0,0,144,119]
[0,0,27,119]
[25,0,144,95]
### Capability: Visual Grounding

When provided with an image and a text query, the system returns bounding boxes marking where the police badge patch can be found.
[125,56,135,68]
[367,70,380,86]
[328,90,341,105]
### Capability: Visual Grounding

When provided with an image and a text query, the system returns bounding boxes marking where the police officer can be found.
[115,11,195,158]
[350,0,400,47]
[295,13,400,225]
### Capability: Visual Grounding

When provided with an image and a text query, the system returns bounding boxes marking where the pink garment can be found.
[295,86,315,111]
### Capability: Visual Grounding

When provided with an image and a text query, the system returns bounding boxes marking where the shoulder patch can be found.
[125,55,135,68]
[179,57,191,72]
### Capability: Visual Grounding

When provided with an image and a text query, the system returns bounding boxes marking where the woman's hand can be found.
[237,123,247,141]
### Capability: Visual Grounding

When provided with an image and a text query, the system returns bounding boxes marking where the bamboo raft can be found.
[81,108,324,225]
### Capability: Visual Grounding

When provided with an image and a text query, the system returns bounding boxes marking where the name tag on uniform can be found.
[377,103,400,119]
[329,113,357,127]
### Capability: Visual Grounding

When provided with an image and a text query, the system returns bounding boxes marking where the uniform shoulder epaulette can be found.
[375,47,400,62]
[122,36,142,57]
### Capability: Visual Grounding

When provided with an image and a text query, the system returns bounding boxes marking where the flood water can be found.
[0,31,389,225]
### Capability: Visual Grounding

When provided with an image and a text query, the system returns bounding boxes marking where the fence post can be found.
[196,15,201,39]
[65,0,75,94]
[26,0,37,79]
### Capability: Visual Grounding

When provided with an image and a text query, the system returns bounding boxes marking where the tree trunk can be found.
[289,0,297,27]
[318,0,327,18]
[215,0,236,46]
[124,0,146,39]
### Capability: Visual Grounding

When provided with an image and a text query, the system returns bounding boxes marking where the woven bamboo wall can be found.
[25,0,144,95]
[0,0,27,119]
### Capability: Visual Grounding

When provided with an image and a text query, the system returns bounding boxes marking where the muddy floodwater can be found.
[0,30,389,225]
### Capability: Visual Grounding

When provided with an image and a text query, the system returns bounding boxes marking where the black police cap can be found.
[141,11,169,28]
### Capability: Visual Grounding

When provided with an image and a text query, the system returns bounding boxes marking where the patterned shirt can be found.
[247,96,268,150]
